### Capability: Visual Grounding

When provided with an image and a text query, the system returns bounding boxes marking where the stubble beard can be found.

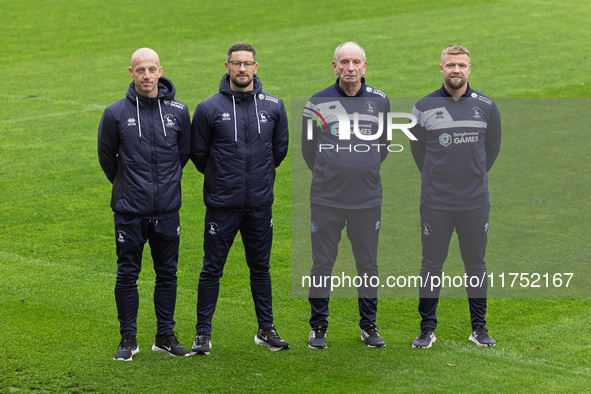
[446,75,466,90]
[231,74,252,89]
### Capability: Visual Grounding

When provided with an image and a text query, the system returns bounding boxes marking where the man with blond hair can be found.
[409,44,501,348]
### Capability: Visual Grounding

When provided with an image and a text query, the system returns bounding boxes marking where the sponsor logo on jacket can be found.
[163,99,185,109]
[259,93,279,103]
[477,95,492,105]
[365,86,386,97]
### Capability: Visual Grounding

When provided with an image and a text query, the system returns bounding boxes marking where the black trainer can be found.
[308,324,328,349]
[412,327,436,348]
[469,326,496,347]
[254,326,290,351]
[361,324,386,348]
[151,331,190,357]
[191,332,212,355]
[113,332,139,361]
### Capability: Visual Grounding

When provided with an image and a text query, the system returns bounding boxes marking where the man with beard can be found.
[409,44,502,348]
[190,43,290,355]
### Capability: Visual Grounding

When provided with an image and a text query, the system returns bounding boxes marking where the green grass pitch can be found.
[1,0,590,392]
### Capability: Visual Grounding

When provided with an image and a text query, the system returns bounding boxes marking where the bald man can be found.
[98,48,191,361]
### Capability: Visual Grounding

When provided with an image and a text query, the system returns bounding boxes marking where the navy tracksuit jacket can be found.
[98,76,191,335]
[190,74,289,333]
[410,83,501,329]
[302,78,390,328]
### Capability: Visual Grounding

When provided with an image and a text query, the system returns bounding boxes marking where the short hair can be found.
[227,42,256,62]
[441,44,470,63]
[334,42,366,62]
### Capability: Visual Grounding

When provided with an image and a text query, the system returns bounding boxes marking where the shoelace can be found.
[474,327,489,337]
[419,327,432,339]
[166,332,181,346]
[195,334,209,346]
[364,325,380,337]
[259,328,283,342]
[119,336,135,349]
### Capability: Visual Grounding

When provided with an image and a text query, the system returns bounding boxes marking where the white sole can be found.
[151,344,191,356]
[254,335,289,351]
[361,335,386,348]
[412,336,436,348]
[190,340,211,355]
[469,335,495,347]
[113,346,139,361]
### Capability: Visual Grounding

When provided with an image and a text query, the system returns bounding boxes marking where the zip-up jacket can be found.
[302,77,391,209]
[98,76,191,218]
[410,83,502,211]
[191,74,289,210]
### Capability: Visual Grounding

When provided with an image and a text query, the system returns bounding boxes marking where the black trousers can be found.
[418,204,490,329]
[308,203,380,329]
[114,213,180,336]
[196,206,274,333]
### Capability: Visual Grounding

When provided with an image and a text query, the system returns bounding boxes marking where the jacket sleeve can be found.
[301,100,318,172]
[190,102,212,174]
[97,107,119,183]
[178,105,192,168]
[409,104,427,172]
[272,100,289,168]
[485,102,502,172]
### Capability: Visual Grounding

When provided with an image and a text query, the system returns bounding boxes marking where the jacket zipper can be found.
[151,101,160,213]
[244,96,251,207]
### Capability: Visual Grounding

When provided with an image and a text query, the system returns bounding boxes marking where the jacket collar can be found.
[439,82,472,99]
[334,77,367,97]
[218,74,263,98]
[126,76,176,104]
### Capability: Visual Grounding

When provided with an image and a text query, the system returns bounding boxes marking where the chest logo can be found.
[222,112,231,121]
[471,107,483,119]
[439,133,452,147]
[163,114,175,127]
[258,110,269,123]
[365,101,376,114]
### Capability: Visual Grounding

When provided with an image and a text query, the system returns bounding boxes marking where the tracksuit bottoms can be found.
[114,213,180,336]
[308,203,381,329]
[196,206,274,333]
[418,204,490,329]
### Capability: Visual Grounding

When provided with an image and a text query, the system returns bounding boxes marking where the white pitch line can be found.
[0,251,54,267]
[3,108,101,123]
[1,94,107,123]
[444,340,591,377]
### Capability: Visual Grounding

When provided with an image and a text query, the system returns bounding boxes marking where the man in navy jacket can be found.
[98,48,191,360]
[410,44,501,349]
[302,42,390,349]
[190,43,290,354]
